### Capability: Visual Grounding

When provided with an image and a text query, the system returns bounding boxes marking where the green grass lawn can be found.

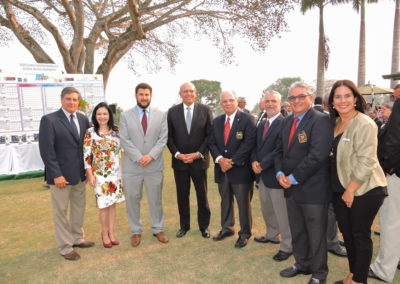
[0,150,395,283]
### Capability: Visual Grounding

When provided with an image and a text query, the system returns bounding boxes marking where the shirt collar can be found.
[293,107,311,121]
[183,102,194,110]
[225,109,238,122]
[267,112,280,125]
[137,106,149,115]
[61,107,76,118]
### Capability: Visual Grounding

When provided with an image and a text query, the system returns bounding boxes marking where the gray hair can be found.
[220,90,238,101]
[237,96,246,102]
[180,82,196,92]
[288,81,313,96]
[61,86,82,100]
[264,90,282,101]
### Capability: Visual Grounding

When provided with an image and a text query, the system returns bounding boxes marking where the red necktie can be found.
[224,117,230,145]
[141,109,147,135]
[262,120,270,140]
[288,117,299,147]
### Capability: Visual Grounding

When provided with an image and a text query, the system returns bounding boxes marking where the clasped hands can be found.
[219,157,233,173]
[177,153,199,164]
[277,174,292,189]
[139,154,153,167]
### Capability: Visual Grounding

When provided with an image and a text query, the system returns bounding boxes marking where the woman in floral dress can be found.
[83,102,125,248]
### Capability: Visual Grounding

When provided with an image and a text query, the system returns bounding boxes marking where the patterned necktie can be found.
[141,108,147,135]
[224,117,230,145]
[262,120,270,140]
[186,106,192,134]
[288,117,299,147]
[69,114,79,138]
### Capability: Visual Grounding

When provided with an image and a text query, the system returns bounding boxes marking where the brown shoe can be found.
[131,234,141,247]
[72,241,95,248]
[153,232,169,243]
[63,250,80,261]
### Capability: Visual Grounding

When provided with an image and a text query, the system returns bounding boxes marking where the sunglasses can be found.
[288,94,309,102]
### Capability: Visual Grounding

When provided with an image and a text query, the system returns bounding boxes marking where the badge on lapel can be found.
[236,131,243,140]
[297,130,307,143]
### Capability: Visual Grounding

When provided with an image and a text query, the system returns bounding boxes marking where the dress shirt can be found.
[137,106,149,120]
[62,107,80,136]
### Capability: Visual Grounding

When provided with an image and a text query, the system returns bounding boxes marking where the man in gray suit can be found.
[120,83,169,247]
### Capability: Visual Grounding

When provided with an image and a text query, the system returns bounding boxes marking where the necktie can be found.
[224,117,230,145]
[69,114,79,138]
[262,120,270,140]
[141,109,147,135]
[186,107,192,134]
[288,117,299,147]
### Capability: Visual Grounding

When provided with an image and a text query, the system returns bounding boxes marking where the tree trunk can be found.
[357,0,366,87]
[316,3,325,98]
[391,0,400,88]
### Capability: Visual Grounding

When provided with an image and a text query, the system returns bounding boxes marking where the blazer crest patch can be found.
[297,131,307,143]
[236,131,243,140]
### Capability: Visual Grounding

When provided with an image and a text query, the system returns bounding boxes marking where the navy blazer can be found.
[274,108,333,204]
[251,114,284,189]
[208,111,256,184]
[167,102,212,170]
[39,109,89,185]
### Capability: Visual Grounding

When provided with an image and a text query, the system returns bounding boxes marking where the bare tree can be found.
[0,0,295,89]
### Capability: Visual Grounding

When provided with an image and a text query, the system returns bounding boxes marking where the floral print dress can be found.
[83,127,125,209]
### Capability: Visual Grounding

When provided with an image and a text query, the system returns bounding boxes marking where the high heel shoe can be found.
[109,232,119,246]
[101,233,112,248]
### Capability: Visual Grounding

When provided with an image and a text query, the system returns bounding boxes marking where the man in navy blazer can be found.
[208,90,256,248]
[251,91,292,261]
[275,82,332,284]
[39,87,93,261]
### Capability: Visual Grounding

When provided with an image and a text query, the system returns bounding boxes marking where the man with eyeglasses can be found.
[275,82,332,284]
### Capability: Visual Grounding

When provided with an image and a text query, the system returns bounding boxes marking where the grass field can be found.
[0,150,396,283]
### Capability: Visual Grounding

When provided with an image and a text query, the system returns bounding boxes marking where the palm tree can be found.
[391,0,400,87]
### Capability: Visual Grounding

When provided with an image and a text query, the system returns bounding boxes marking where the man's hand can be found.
[139,155,153,167]
[54,176,69,189]
[278,174,291,189]
[252,161,262,174]
[219,158,233,173]
[177,153,199,164]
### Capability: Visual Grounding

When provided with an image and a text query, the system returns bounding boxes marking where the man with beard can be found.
[120,83,169,247]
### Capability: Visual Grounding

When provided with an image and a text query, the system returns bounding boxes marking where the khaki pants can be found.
[50,181,86,255]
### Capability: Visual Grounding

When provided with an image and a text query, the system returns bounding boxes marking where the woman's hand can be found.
[342,180,360,208]
[85,169,96,187]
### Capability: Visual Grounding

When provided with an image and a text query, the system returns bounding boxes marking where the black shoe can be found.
[329,246,347,257]
[273,250,292,261]
[176,228,189,238]
[234,237,248,248]
[338,239,345,247]
[368,268,385,281]
[254,236,280,244]
[212,230,234,241]
[280,265,311,278]
[200,228,210,239]
[307,277,326,284]
[374,230,381,236]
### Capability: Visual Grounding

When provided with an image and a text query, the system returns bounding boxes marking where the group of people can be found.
[38,80,399,284]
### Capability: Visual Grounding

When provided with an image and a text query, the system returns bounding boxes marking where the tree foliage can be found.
[262,76,302,102]
[0,0,295,88]
[191,79,222,115]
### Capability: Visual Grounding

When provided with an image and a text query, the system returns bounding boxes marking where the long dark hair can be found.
[91,102,116,136]
[328,80,366,125]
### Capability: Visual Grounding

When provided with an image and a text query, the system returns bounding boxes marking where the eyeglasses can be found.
[288,94,309,102]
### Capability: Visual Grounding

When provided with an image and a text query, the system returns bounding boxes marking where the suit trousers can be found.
[124,172,164,234]
[371,174,400,282]
[332,191,385,284]
[258,179,292,253]
[286,195,328,280]
[327,203,341,250]
[50,181,86,255]
[218,174,252,238]
[173,168,210,231]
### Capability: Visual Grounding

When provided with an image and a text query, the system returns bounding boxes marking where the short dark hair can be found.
[91,102,116,136]
[328,80,366,125]
[135,83,152,94]
[314,97,323,105]
[61,86,81,100]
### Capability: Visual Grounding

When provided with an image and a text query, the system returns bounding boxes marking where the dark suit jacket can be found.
[274,108,333,204]
[39,109,89,185]
[374,117,382,130]
[378,98,400,175]
[251,114,284,189]
[167,102,212,170]
[208,111,256,184]
[313,105,325,113]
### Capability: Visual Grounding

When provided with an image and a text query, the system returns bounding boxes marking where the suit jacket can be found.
[119,105,168,174]
[336,112,387,196]
[274,108,332,204]
[313,105,325,113]
[39,109,89,185]
[167,102,212,170]
[378,98,400,176]
[374,117,382,130]
[208,111,256,184]
[256,111,267,126]
[251,114,284,189]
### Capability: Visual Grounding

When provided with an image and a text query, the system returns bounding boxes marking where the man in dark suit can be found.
[167,82,212,239]
[209,90,256,248]
[369,84,400,282]
[368,109,382,130]
[238,96,250,113]
[275,82,332,284]
[39,87,94,261]
[251,91,292,261]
